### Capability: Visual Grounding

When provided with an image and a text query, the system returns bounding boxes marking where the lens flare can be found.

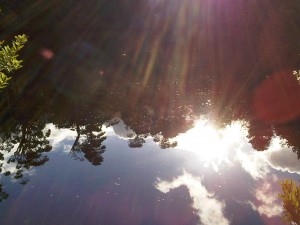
[175,119,247,169]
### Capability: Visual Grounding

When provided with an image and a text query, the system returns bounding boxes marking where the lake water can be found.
[1,1,300,225]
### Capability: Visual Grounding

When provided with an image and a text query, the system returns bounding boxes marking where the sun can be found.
[175,118,246,168]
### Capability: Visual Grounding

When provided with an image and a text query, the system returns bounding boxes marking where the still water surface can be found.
[1,1,300,225]
[0,118,299,225]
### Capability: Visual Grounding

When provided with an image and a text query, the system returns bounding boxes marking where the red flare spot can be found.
[99,70,105,76]
[40,48,54,60]
[253,70,300,123]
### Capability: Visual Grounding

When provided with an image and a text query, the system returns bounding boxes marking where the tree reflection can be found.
[153,134,177,149]
[0,121,51,184]
[2,0,300,204]
[70,123,106,166]
[247,121,273,151]
[9,123,51,168]
[273,122,300,159]
[128,135,146,148]
[0,184,9,202]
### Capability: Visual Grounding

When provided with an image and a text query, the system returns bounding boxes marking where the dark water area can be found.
[1,1,300,224]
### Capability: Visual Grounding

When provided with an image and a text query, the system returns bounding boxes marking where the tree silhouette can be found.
[0,121,51,185]
[0,183,9,202]
[153,134,177,149]
[8,123,51,168]
[128,135,146,148]
[70,123,106,166]
[2,0,300,209]
[273,121,300,159]
[0,120,51,200]
[247,120,273,151]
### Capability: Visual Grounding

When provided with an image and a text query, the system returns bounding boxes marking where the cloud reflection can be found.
[111,120,135,139]
[176,119,248,171]
[155,171,229,225]
[253,180,283,218]
[265,137,300,174]
[45,123,77,151]
[235,144,270,180]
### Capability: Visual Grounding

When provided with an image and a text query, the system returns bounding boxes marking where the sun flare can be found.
[175,119,246,167]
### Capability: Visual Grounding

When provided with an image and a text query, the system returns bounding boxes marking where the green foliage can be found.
[0,34,27,89]
[279,179,300,225]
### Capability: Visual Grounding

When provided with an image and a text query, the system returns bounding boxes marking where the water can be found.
[1,1,300,225]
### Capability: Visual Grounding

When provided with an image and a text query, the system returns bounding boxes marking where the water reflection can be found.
[0,116,299,224]
[1,71,300,225]
[175,119,246,170]
[69,123,106,166]
[1,1,300,224]
[0,121,51,183]
[155,171,229,225]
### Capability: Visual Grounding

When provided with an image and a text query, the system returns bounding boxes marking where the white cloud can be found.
[155,171,229,225]
[111,120,135,139]
[265,137,300,174]
[251,179,283,218]
[235,144,270,179]
[172,119,273,179]
[45,123,77,149]
[0,144,36,182]
[1,144,18,173]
